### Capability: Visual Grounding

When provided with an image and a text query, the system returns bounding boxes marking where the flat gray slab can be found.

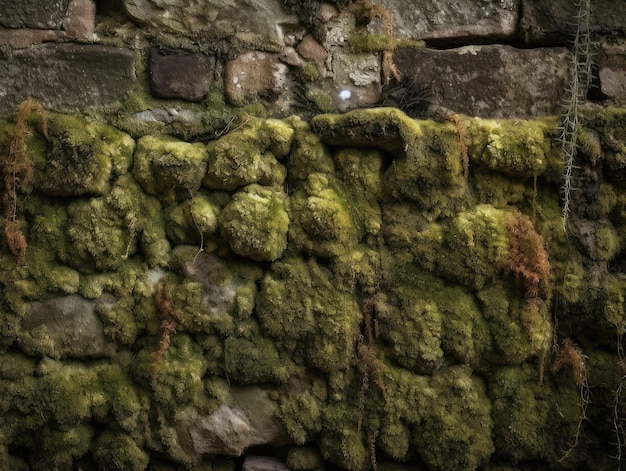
[0,43,136,116]
[393,44,571,118]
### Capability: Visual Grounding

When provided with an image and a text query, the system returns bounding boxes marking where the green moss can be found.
[414,204,509,290]
[477,282,551,364]
[29,424,95,470]
[301,63,321,81]
[285,117,335,182]
[132,134,208,205]
[148,334,210,413]
[593,223,620,261]
[0,350,36,380]
[66,196,131,272]
[203,117,292,191]
[468,118,549,178]
[278,377,326,444]
[224,320,297,384]
[33,114,135,197]
[489,364,575,466]
[164,191,220,245]
[603,274,626,333]
[256,257,360,373]
[219,184,289,261]
[92,431,149,471]
[471,170,527,208]
[290,173,360,257]
[413,366,494,471]
[287,445,325,470]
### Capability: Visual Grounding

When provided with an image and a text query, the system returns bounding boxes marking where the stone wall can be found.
[2,1,626,471]
[1,0,626,124]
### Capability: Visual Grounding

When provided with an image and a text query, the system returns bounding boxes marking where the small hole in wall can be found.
[94,0,123,15]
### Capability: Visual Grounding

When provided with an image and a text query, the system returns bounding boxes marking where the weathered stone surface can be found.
[331,50,381,110]
[149,48,215,101]
[225,51,289,107]
[123,0,301,50]
[20,294,117,358]
[393,45,570,118]
[0,0,71,29]
[180,386,291,457]
[64,0,96,38]
[520,0,626,44]
[0,44,136,116]
[0,28,63,48]
[596,40,626,105]
[373,0,519,42]
[243,456,290,471]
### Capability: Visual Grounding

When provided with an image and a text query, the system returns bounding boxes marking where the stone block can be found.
[20,294,117,358]
[123,0,301,50]
[0,44,136,116]
[149,48,215,101]
[597,40,626,105]
[520,0,626,44]
[0,0,71,29]
[393,45,570,118]
[372,0,519,42]
[225,51,289,106]
[0,28,62,48]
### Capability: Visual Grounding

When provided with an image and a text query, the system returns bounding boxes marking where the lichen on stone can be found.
[132,134,208,204]
[219,184,290,261]
[203,117,293,191]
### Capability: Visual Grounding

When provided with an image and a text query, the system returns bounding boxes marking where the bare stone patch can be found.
[149,48,216,102]
[0,43,136,116]
[393,45,570,118]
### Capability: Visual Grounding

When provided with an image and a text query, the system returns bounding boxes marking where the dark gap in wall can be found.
[94,0,123,15]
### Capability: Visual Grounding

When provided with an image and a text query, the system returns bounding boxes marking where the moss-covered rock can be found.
[413,366,494,471]
[413,204,510,290]
[289,173,360,257]
[92,431,149,471]
[468,118,552,178]
[133,134,208,204]
[203,117,292,191]
[34,114,135,197]
[312,108,469,217]
[256,257,360,373]
[219,184,289,261]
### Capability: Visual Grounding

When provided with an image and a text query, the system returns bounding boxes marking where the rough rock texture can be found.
[597,41,626,104]
[393,45,571,118]
[375,0,519,42]
[20,294,117,358]
[123,0,302,49]
[0,0,72,29]
[149,48,216,102]
[183,387,291,456]
[520,0,626,44]
[0,44,136,115]
[225,52,290,107]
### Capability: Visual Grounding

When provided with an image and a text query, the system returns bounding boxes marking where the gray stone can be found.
[243,457,290,471]
[149,48,216,102]
[20,294,117,358]
[0,28,63,49]
[331,50,381,110]
[0,0,71,29]
[0,43,136,116]
[393,45,571,118]
[225,51,290,107]
[520,0,626,45]
[372,0,519,42]
[179,386,291,457]
[123,0,301,50]
[64,0,96,38]
[597,40,626,104]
